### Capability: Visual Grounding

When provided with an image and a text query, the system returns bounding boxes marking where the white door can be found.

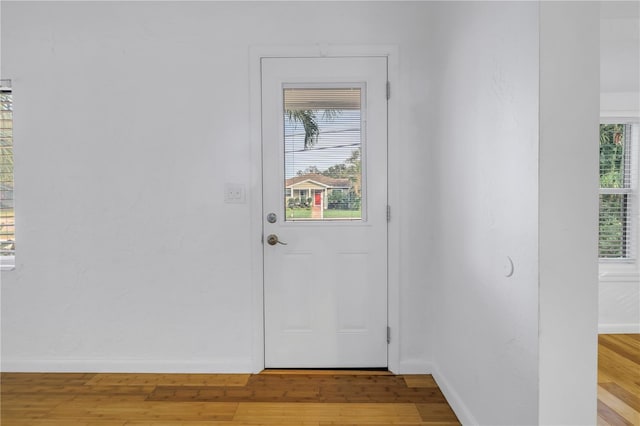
[262,57,388,368]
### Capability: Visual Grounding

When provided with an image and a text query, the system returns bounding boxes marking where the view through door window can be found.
[0,81,14,262]
[283,86,363,221]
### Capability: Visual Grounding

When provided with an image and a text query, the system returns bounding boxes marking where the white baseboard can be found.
[0,358,254,373]
[598,323,640,334]
[392,359,475,424]
[431,364,478,426]
[394,358,433,375]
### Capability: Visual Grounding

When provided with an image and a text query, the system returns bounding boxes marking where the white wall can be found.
[427,2,540,424]
[426,2,601,424]
[1,1,603,424]
[0,1,436,372]
[539,2,600,424]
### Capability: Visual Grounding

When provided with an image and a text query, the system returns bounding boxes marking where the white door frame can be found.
[249,45,400,373]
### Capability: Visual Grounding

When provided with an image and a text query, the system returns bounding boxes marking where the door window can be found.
[283,86,364,221]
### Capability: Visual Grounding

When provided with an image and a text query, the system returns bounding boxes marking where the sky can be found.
[284,109,361,179]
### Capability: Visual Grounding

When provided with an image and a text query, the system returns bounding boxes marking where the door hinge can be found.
[386,81,391,100]
[387,326,391,344]
[386,205,391,222]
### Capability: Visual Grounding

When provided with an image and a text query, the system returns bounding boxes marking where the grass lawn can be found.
[286,208,312,219]
[324,209,361,219]
[285,208,361,220]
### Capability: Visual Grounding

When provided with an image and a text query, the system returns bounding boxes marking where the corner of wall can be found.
[539,2,600,423]
[430,364,478,426]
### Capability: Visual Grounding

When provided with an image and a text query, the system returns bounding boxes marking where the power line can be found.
[285,142,360,154]
[284,127,361,138]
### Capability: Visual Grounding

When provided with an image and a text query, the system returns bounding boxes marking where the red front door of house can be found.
[314,192,321,206]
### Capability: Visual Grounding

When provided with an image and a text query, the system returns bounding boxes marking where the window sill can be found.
[599,261,639,283]
[0,256,15,271]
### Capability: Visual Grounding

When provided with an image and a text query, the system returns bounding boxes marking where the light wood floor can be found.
[598,334,640,426]
[1,335,637,425]
[0,370,460,425]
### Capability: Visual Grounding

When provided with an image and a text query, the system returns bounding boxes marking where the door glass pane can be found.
[283,86,363,221]
[0,85,14,258]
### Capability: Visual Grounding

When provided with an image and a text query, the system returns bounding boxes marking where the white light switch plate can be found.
[224,183,246,203]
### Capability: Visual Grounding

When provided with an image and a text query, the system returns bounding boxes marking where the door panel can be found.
[262,57,388,368]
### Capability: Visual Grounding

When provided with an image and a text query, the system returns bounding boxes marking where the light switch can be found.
[224,183,246,204]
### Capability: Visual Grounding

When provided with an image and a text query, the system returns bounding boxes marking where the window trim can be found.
[0,255,14,271]
[599,117,640,281]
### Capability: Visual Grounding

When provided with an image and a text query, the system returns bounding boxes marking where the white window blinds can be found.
[0,80,14,259]
[599,122,638,260]
[283,86,363,221]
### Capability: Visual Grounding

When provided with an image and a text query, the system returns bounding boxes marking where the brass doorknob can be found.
[266,234,287,246]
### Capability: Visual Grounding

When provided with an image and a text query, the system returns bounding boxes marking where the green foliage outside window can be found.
[599,124,629,259]
[600,124,625,188]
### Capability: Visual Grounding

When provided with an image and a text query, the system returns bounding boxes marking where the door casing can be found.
[248,45,401,373]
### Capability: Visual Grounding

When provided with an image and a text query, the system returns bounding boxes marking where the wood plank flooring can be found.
[598,334,640,426]
[1,371,460,425]
[2,334,636,425]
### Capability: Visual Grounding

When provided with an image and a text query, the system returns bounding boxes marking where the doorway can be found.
[261,57,389,368]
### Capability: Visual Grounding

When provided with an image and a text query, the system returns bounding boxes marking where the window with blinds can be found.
[599,122,638,260]
[0,80,14,261]
[283,86,364,221]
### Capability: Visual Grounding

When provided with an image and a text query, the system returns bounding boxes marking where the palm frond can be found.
[287,109,319,149]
